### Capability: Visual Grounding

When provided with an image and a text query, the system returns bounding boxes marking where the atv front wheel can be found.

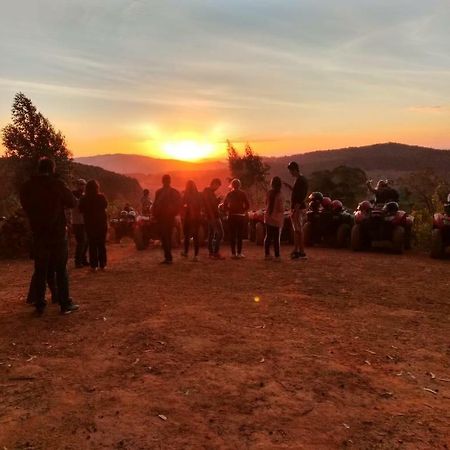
[431,228,445,259]
[350,224,364,251]
[336,223,351,248]
[392,226,405,254]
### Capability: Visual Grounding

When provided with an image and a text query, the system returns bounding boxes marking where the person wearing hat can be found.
[71,178,89,268]
[286,161,308,260]
[222,178,250,259]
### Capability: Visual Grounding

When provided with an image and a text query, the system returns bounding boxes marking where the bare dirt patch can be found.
[1,242,449,449]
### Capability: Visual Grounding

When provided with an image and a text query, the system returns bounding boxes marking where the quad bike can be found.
[248,209,294,246]
[430,194,450,259]
[351,200,413,254]
[303,192,354,248]
[110,210,137,243]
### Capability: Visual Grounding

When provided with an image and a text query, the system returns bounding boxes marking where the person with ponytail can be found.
[264,176,285,260]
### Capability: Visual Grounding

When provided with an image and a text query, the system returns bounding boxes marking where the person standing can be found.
[180,180,203,261]
[264,176,285,260]
[203,178,225,260]
[72,178,89,268]
[223,178,250,259]
[152,174,182,264]
[141,189,153,215]
[286,161,308,260]
[20,157,79,315]
[79,180,108,271]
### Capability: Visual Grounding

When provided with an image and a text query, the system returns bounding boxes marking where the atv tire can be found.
[336,223,351,248]
[431,228,445,259]
[350,224,364,251]
[392,226,405,254]
[255,222,265,246]
[303,221,313,247]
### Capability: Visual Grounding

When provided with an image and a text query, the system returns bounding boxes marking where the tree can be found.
[2,92,72,180]
[227,141,270,207]
[309,165,368,208]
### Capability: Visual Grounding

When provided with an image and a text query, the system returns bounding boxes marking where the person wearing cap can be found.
[366,179,399,204]
[286,161,308,260]
[222,178,250,259]
[141,189,153,215]
[203,178,225,260]
[71,178,89,268]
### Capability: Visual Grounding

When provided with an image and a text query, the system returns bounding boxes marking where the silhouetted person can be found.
[223,178,250,258]
[264,176,285,260]
[286,161,308,260]
[72,178,89,268]
[79,180,108,271]
[203,178,225,259]
[153,174,181,264]
[20,157,79,315]
[367,179,399,204]
[141,189,152,215]
[181,180,203,261]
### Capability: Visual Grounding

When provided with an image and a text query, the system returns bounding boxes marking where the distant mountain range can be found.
[75,142,450,192]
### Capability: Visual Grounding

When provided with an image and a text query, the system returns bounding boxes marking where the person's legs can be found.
[214,219,224,255]
[47,264,58,304]
[192,222,200,257]
[32,238,50,312]
[52,240,70,309]
[73,224,86,267]
[183,220,190,255]
[291,209,306,258]
[274,226,281,258]
[236,216,244,255]
[160,218,174,262]
[207,221,215,255]
[88,235,99,269]
[98,234,107,268]
[229,216,237,255]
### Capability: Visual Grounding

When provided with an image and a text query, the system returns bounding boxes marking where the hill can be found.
[75,154,226,175]
[266,142,450,178]
[0,158,143,217]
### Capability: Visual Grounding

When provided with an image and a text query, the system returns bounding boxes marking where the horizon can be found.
[1,1,450,160]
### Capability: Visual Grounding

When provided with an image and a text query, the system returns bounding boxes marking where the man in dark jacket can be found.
[71,178,89,268]
[20,158,79,315]
[152,174,181,264]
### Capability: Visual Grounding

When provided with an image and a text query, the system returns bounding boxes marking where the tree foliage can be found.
[2,92,72,180]
[309,165,368,208]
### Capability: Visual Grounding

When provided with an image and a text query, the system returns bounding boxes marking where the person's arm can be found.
[283,181,293,191]
[242,192,250,212]
[60,181,76,209]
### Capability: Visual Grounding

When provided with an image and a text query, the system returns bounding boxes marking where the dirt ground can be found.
[1,241,449,450]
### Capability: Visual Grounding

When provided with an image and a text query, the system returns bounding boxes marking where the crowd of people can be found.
[19,157,309,316]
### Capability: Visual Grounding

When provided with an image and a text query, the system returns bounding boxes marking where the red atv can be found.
[351,201,413,253]
[248,209,293,246]
[431,195,450,258]
[303,192,354,248]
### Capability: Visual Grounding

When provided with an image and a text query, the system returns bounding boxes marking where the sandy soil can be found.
[0,241,449,450]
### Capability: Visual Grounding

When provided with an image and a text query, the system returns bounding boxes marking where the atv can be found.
[430,194,450,259]
[351,201,413,254]
[303,192,354,248]
[248,209,294,246]
[110,210,137,243]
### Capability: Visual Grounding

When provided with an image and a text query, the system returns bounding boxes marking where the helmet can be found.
[322,197,332,208]
[358,200,372,212]
[120,210,128,218]
[383,202,399,215]
[77,178,87,186]
[308,200,317,210]
[308,192,324,202]
[287,161,299,171]
[128,211,137,218]
[331,200,343,212]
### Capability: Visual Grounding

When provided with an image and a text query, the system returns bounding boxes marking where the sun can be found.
[161,140,215,161]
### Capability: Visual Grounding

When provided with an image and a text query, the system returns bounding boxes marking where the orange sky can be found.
[1,1,450,160]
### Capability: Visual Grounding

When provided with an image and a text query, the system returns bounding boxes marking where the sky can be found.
[1,0,450,160]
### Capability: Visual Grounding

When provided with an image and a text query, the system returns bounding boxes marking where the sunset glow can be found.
[161,140,216,161]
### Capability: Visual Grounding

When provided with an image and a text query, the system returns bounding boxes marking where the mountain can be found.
[75,154,226,175]
[266,142,450,178]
